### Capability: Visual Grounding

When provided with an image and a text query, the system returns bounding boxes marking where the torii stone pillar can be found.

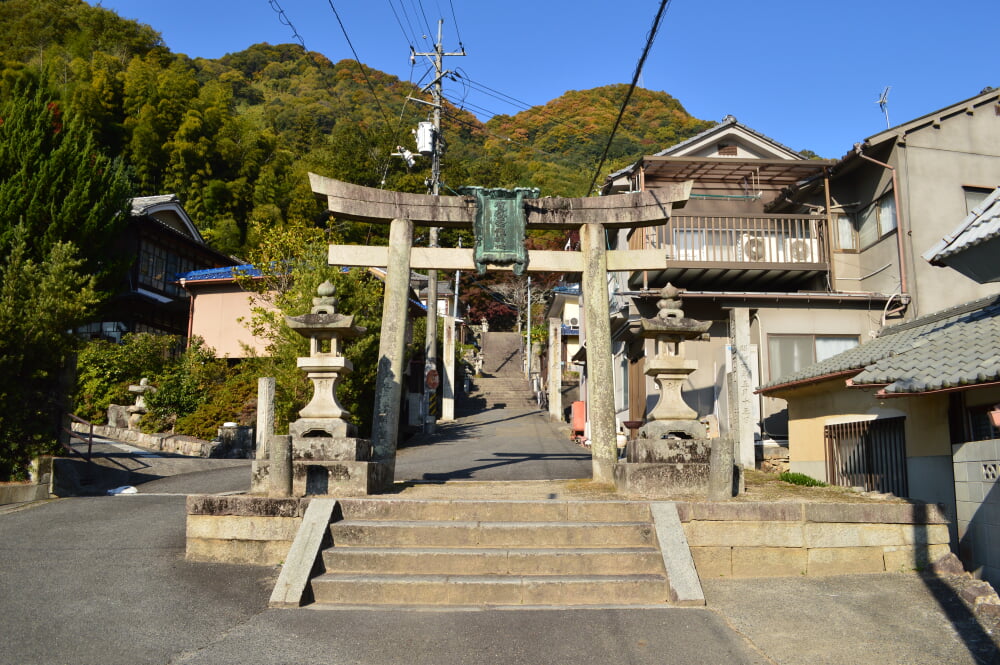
[310,174,691,485]
[370,218,412,481]
[581,223,616,483]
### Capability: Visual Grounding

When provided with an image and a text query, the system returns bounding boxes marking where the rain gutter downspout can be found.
[854,143,908,296]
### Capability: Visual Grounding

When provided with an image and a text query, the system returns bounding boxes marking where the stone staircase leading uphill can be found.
[460,331,537,413]
[310,499,680,607]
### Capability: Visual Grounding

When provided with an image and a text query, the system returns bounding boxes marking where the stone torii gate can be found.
[310,173,691,487]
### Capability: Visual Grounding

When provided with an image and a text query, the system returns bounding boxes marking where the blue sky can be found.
[94,0,998,160]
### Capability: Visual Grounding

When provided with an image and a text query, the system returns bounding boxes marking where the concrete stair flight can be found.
[460,331,538,413]
[309,498,681,608]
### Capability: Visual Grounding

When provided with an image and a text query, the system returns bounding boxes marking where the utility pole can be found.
[412,19,464,433]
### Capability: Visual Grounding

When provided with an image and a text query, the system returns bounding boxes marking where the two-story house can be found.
[600,88,1000,474]
[603,115,887,469]
[77,195,236,342]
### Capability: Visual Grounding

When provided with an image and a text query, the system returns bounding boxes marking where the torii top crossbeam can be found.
[309,173,691,229]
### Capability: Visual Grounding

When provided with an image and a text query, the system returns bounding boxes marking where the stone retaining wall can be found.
[186,497,954,579]
[186,495,309,565]
[676,502,952,578]
[72,423,215,457]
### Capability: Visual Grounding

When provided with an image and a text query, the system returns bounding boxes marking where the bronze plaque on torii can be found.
[459,186,539,275]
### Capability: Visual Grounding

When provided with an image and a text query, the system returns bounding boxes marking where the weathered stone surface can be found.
[186,494,306,518]
[900,523,951,546]
[807,547,886,575]
[627,438,712,464]
[291,460,390,497]
[803,502,950,524]
[106,404,130,428]
[186,537,291,566]
[690,547,732,578]
[883,544,953,572]
[805,523,906,548]
[684,521,804,548]
[581,222,616,483]
[688,502,804,522]
[732,547,808,578]
[613,462,710,495]
[929,551,968,576]
[292,436,372,462]
[187,514,301,541]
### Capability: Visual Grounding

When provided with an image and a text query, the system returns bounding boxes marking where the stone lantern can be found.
[285,280,364,438]
[638,284,711,441]
[266,280,387,496]
[614,284,722,496]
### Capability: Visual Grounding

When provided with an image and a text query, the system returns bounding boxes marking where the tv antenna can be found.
[876,86,891,129]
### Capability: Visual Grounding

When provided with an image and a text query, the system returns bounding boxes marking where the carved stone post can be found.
[441,315,456,422]
[548,317,562,421]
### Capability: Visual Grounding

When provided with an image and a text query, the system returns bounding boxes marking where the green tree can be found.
[0,73,131,288]
[0,228,100,479]
[0,74,132,480]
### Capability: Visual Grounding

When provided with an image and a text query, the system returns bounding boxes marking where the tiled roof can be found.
[130,194,180,216]
[923,187,1000,264]
[179,265,261,281]
[652,115,803,159]
[760,294,1000,394]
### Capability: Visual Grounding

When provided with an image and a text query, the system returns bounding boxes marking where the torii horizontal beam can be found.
[327,245,671,273]
[309,173,692,229]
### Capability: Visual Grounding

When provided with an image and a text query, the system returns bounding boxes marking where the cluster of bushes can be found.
[73,334,258,440]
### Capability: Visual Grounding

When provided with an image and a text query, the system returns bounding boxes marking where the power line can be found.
[324,0,393,132]
[447,0,464,50]
[386,0,417,48]
[585,0,672,197]
[412,0,435,40]
[266,0,306,49]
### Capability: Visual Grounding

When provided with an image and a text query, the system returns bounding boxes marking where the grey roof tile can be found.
[760,294,1000,394]
[923,187,1000,263]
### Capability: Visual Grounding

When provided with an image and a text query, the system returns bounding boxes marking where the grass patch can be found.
[778,471,827,487]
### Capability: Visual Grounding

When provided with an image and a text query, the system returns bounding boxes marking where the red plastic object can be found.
[571,401,586,439]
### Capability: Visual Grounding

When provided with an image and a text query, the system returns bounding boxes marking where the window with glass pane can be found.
[672,229,705,260]
[964,187,993,214]
[768,335,814,379]
[858,203,879,248]
[878,195,897,235]
[815,336,858,362]
[769,334,859,380]
[836,214,857,250]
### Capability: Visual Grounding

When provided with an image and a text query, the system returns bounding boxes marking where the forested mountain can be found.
[0,0,713,257]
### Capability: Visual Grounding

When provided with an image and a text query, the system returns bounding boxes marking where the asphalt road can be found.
[2,440,998,664]
[395,407,592,482]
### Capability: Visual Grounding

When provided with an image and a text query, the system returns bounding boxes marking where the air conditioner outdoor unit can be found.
[741,234,770,262]
[564,317,579,328]
[784,237,819,263]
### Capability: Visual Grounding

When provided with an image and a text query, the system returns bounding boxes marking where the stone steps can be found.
[310,498,675,607]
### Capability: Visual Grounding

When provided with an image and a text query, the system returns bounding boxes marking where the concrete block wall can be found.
[953,439,1000,586]
[0,457,52,506]
[186,495,308,566]
[676,502,951,578]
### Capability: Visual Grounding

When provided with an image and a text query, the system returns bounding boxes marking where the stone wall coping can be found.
[674,501,949,525]
[186,494,309,518]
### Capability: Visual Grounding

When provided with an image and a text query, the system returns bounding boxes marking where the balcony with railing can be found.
[628,213,830,291]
